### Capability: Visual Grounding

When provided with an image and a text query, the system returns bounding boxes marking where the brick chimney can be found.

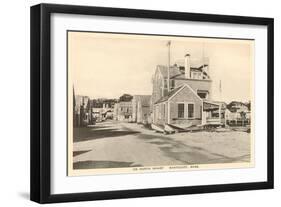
[184,54,191,79]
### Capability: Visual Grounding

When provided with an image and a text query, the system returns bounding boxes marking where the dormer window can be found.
[191,72,202,79]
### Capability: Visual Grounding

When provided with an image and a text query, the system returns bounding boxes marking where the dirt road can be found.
[73,120,251,169]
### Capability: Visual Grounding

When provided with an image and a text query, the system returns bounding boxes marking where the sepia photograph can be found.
[30,4,273,203]
[67,31,254,176]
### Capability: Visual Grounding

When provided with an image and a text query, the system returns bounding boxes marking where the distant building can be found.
[90,100,116,122]
[91,98,117,108]
[114,102,133,121]
[227,101,249,113]
[202,101,227,126]
[113,94,133,121]
[226,101,251,126]
[132,95,152,124]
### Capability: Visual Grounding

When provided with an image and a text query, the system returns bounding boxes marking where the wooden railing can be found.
[206,118,222,125]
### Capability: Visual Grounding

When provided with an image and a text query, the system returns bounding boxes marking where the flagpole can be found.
[167,41,171,92]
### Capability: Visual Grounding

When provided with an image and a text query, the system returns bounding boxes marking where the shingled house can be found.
[152,54,225,129]
[132,95,152,124]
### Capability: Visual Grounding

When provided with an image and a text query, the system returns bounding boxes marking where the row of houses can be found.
[73,93,153,127]
[73,53,251,130]
[112,53,251,130]
[113,94,152,124]
[73,94,116,127]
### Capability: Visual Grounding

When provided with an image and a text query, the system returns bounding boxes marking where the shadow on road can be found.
[73,127,140,143]
[73,160,142,169]
[137,133,250,164]
[73,150,92,157]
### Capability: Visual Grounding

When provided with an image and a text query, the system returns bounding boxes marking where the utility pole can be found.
[167,40,171,92]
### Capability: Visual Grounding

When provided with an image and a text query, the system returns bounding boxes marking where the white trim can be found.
[154,66,166,102]
[186,102,195,119]
[201,102,204,125]
[154,83,203,105]
[203,100,220,106]
[156,65,166,91]
[175,101,195,119]
[167,101,171,124]
[176,102,185,118]
[156,65,165,80]
[168,84,203,102]
[176,101,195,119]
[168,86,185,101]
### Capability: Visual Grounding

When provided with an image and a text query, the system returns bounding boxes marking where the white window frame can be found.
[187,102,195,119]
[177,102,185,118]
[177,102,195,119]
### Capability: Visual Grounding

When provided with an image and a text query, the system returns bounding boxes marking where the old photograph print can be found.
[67,31,254,176]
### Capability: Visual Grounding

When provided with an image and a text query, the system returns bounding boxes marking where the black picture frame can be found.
[30,3,274,204]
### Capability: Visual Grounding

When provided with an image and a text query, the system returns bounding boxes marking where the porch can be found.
[203,101,226,126]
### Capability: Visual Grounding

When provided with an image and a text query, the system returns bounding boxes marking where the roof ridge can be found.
[154,85,185,104]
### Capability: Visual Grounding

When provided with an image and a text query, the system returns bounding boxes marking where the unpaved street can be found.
[73,120,251,169]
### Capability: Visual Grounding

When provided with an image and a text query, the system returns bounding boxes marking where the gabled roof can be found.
[154,83,203,105]
[228,101,248,106]
[157,65,181,79]
[154,86,184,104]
[157,64,210,80]
[227,101,249,112]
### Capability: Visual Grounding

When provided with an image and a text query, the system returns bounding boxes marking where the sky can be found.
[68,32,254,103]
